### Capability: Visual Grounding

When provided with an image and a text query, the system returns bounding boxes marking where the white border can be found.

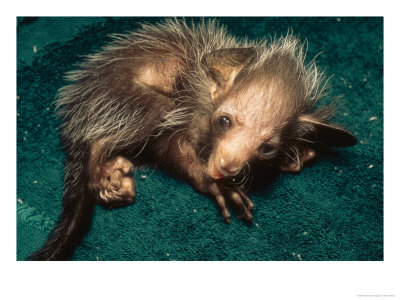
[3,1,399,299]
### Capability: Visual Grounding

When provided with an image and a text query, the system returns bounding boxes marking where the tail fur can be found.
[29,152,95,261]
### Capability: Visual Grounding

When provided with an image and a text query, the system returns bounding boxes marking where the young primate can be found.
[31,18,356,260]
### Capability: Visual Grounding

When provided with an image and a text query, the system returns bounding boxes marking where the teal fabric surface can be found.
[17,17,383,261]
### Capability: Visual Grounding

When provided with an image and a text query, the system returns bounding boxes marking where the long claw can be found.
[238,212,253,222]
[237,190,254,211]
[208,182,254,224]
[229,190,253,221]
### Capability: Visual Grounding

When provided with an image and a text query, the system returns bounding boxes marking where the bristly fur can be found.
[31,18,355,260]
[55,19,331,152]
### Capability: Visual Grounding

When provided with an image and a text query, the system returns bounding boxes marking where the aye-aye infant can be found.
[31,18,356,260]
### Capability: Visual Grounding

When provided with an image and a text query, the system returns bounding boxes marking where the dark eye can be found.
[258,143,275,156]
[219,116,232,131]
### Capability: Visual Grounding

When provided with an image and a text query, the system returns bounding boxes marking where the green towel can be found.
[17,17,383,261]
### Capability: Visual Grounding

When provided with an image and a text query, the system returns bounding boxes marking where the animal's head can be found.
[201,35,356,180]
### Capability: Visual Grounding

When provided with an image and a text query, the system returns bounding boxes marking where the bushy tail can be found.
[29,153,95,261]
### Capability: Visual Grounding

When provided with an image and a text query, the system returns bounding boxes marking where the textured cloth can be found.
[17,17,383,261]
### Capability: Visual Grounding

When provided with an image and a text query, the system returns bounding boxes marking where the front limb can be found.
[169,138,253,223]
[207,181,253,223]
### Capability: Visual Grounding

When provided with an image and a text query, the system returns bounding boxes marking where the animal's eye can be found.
[258,143,275,156]
[219,116,232,131]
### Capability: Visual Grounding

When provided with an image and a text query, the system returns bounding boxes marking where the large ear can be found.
[201,48,256,101]
[298,115,357,147]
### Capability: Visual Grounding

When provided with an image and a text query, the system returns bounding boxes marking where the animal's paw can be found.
[208,182,254,224]
[280,146,316,173]
[97,156,136,207]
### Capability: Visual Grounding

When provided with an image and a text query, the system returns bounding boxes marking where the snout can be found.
[208,153,245,180]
